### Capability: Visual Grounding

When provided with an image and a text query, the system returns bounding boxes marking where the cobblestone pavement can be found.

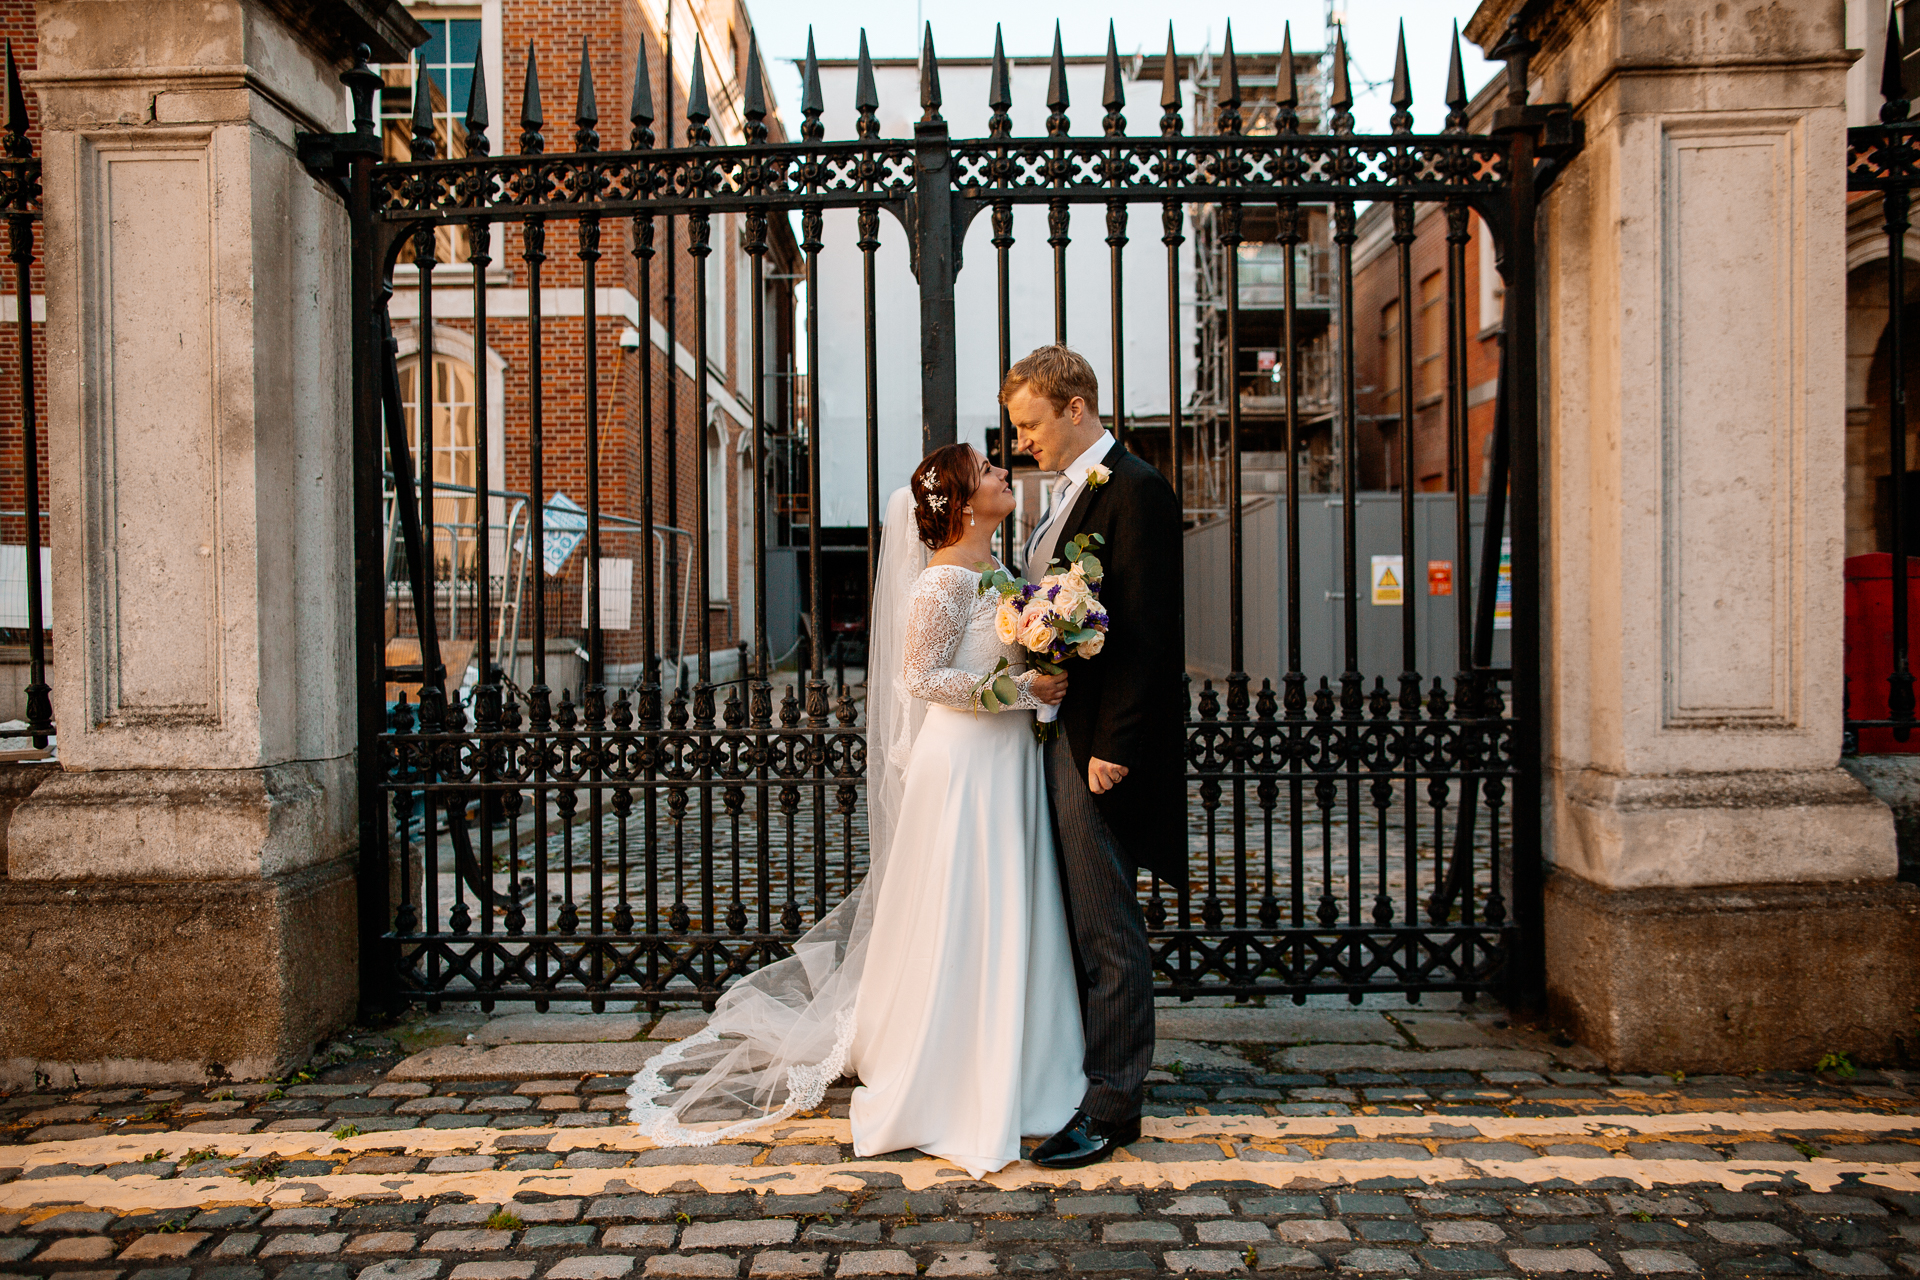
[3,1003,1916,1279]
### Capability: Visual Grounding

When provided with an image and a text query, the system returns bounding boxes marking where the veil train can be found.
[625,486,929,1140]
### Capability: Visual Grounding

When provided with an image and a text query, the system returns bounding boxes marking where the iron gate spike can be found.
[520,44,544,155]
[1446,22,1468,130]
[1105,21,1128,125]
[988,25,1012,137]
[1047,22,1069,135]
[686,37,711,144]
[410,54,438,162]
[1278,22,1297,109]
[576,37,599,152]
[1218,22,1240,135]
[1883,2,1910,122]
[2,41,24,156]
[1330,27,1354,129]
[801,29,824,141]
[919,23,942,125]
[744,32,768,139]
[465,47,490,157]
[629,32,654,148]
[1159,24,1182,136]
[1390,21,1412,133]
[854,30,879,138]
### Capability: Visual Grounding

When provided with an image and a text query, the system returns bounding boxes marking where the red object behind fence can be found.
[1845,552,1920,753]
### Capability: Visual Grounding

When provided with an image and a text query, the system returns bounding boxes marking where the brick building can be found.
[381,0,801,698]
[1347,74,1505,497]
[0,7,43,724]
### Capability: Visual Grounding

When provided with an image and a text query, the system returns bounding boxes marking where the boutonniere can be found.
[1084,463,1111,490]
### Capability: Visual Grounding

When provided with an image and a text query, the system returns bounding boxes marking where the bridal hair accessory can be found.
[1084,463,1112,489]
[920,466,941,491]
[924,493,947,512]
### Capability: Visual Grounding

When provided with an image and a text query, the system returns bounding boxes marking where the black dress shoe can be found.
[1030,1109,1142,1169]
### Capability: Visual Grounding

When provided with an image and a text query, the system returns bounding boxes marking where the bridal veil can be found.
[626,486,928,1140]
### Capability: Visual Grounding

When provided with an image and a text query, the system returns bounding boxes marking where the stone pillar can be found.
[0,0,419,1084]
[1468,0,1920,1071]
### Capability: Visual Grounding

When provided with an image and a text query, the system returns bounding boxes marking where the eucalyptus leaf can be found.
[993,675,1020,706]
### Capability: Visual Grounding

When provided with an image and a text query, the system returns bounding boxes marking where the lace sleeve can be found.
[901,568,1040,711]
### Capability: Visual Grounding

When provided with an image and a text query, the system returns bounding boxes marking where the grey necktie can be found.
[1024,477,1073,577]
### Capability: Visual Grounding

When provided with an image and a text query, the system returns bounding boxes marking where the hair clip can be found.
[924,493,947,512]
[920,467,941,491]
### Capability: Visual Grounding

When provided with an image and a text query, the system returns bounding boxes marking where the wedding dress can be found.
[627,488,1086,1179]
[846,562,1087,1176]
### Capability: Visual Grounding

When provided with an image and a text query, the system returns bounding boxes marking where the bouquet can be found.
[972,533,1110,740]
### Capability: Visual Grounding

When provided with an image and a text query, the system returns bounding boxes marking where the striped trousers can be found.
[1043,731,1155,1123]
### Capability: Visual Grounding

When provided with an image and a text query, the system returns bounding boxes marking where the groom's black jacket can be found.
[1045,441,1186,886]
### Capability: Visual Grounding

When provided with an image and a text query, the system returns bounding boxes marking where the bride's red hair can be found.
[912,443,978,550]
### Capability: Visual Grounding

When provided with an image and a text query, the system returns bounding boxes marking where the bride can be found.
[628,442,1087,1177]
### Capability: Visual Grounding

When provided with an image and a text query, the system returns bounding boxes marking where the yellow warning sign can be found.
[1371,554,1404,606]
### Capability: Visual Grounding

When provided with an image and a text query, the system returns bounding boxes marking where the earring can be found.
[965,505,976,527]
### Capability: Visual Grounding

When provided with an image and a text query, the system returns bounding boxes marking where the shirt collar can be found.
[1060,431,1115,489]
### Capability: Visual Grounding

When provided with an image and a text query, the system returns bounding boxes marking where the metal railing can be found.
[1846,11,1920,754]
[0,43,46,750]
[301,12,1578,1006]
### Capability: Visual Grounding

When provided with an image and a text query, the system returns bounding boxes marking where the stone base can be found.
[1841,755,1920,882]
[0,858,357,1086]
[1544,871,1920,1073]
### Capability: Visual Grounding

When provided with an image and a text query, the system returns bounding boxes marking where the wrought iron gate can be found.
[303,14,1578,1009]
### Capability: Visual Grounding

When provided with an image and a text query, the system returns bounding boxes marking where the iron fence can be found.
[300,13,1578,1008]
[1846,11,1920,755]
[0,43,47,751]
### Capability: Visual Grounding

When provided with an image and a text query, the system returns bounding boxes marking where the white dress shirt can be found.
[1022,430,1115,573]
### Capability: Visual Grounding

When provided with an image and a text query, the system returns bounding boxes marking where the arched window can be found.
[399,352,478,576]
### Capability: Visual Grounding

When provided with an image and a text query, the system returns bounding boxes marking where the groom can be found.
[1003,344,1186,1169]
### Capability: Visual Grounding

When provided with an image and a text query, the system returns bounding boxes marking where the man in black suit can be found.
[1002,344,1185,1169]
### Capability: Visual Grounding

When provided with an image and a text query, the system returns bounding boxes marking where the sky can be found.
[745,0,1499,138]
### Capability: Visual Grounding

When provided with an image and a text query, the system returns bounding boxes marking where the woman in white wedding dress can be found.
[628,443,1086,1179]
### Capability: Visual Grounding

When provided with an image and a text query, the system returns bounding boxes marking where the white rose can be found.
[1075,631,1106,659]
[995,599,1020,645]
[1084,462,1112,487]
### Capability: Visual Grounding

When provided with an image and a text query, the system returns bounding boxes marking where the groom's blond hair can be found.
[999,344,1099,415]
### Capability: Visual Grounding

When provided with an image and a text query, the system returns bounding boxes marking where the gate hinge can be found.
[297,129,383,201]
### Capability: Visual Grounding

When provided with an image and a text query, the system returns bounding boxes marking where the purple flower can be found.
[1088,609,1109,628]
[1046,583,1061,601]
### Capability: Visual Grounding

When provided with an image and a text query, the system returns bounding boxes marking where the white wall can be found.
[809,58,1200,527]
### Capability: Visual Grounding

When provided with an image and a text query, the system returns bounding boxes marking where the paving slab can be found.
[1154,1008,1401,1044]
[1152,1040,1251,1071]
[387,1043,666,1082]
[472,1016,647,1046]
[1279,1045,1554,1072]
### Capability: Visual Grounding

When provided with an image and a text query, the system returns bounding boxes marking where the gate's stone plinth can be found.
[1467,0,1918,1068]
[0,0,421,1086]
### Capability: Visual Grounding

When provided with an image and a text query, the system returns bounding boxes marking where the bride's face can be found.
[966,448,1017,525]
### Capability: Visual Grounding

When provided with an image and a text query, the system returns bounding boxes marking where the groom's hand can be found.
[1088,757,1129,794]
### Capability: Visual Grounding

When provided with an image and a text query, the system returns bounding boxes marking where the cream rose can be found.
[1075,631,1106,659]
[995,599,1020,645]
[1084,462,1112,487]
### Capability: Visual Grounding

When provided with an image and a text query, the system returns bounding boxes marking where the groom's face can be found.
[1008,387,1093,474]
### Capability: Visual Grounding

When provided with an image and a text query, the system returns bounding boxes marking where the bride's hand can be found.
[1029,671,1069,706]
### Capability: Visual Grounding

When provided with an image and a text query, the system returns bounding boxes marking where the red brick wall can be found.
[0,3,43,554]
[407,0,795,677]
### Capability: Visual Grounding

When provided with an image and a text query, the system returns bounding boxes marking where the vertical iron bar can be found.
[343,47,392,1007]
[1108,200,1126,441]
[1505,116,1546,1001]
[1888,187,1915,733]
[1279,202,1306,955]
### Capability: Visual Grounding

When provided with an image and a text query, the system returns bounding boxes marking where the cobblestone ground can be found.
[4,1002,1915,1280]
